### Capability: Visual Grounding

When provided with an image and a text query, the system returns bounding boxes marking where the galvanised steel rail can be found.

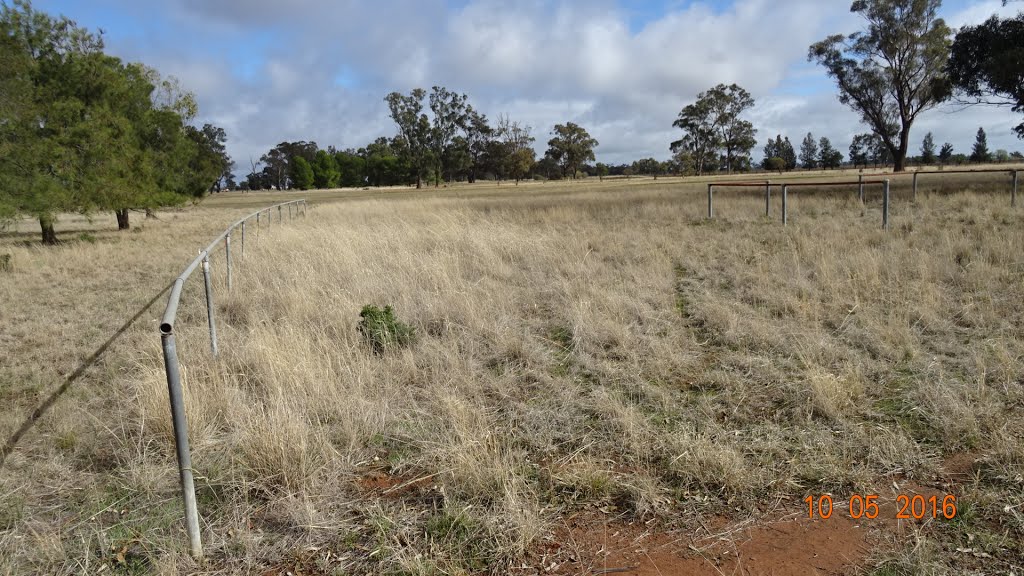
[707,177,890,228]
[158,198,307,559]
[707,167,1020,229]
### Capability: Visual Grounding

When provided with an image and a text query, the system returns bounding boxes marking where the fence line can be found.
[707,167,1018,228]
[158,198,307,559]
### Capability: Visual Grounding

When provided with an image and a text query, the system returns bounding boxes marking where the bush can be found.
[0,254,11,272]
[357,305,415,354]
[766,157,786,173]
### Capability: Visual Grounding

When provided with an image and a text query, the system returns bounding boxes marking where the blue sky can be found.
[30,0,1024,173]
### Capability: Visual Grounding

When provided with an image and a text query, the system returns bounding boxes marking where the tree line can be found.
[4,0,1023,239]
[0,0,232,243]
[244,1,1022,192]
[243,88,603,192]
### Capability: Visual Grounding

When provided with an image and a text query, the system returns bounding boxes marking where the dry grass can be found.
[1,172,1023,574]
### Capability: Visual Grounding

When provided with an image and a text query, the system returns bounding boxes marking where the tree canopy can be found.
[545,122,598,180]
[0,0,231,242]
[671,83,757,175]
[948,13,1024,138]
[809,0,952,171]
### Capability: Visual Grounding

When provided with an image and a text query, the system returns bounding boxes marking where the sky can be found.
[31,0,1024,175]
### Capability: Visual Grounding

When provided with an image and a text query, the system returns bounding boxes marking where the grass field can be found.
[1,169,1023,575]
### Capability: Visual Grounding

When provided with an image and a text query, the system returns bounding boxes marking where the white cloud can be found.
[48,0,1023,172]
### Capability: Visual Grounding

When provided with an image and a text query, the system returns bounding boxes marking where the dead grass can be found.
[1,172,1023,574]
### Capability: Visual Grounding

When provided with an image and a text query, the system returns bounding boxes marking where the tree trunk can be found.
[116,209,130,231]
[39,215,58,245]
[416,173,422,189]
[893,126,911,172]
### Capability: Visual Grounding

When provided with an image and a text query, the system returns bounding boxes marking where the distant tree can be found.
[970,127,991,163]
[948,13,1024,138]
[259,141,317,190]
[849,134,871,168]
[671,83,756,175]
[995,149,1011,163]
[546,122,597,179]
[463,107,492,183]
[938,142,954,164]
[289,156,314,190]
[312,149,340,188]
[428,86,469,186]
[361,138,405,187]
[766,157,786,173]
[809,0,952,171]
[385,89,432,188]
[800,133,819,169]
[779,137,797,170]
[762,137,780,169]
[595,162,609,181]
[920,132,936,165]
[335,149,366,187]
[633,158,663,178]
[818,137,843,169]
[1011,151,1023,160]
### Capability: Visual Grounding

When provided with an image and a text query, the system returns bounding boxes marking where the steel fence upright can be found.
[782,185,788,226]
[241,221,246,257]
[159,327,202,559]
[913,171,919,202]
[765,180,771,217]
[707,184,714,219]
[225,234,233,291]
[201,253,219,356]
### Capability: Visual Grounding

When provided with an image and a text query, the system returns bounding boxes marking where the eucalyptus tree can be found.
[428,86,469,186]
[545,122,597,180]
[809,0,952,171]
[948,13,1024,138]
[385,89,432,188]
[672,83,756,175]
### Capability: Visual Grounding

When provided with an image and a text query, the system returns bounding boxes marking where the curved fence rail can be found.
[158,198,307,559]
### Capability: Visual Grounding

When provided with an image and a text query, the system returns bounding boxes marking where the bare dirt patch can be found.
[515,509,872,576]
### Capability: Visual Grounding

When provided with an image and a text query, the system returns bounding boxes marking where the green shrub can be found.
[358,305,415,354]
[77,232,97,244]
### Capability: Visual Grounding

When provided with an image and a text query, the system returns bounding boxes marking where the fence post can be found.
[782,185,788,226]
[201,253,219,357]
[303,200,307,217]
[858,173,864,204]
[883,179,890,231]
[707,184,714,219]
[278,205,282,223]
[225,234,233,291]
[765,180,771,217]
[159,328,203,559]
[1013,170,1018,207]
[241,221,246,257]
[912,171,918,202]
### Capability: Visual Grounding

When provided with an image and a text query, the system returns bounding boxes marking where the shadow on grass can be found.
[0,281,173,468]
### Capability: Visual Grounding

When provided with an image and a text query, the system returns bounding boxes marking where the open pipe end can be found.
[160,322,174,335]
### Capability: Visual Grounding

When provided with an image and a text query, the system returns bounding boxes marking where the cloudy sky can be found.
[34,0,1024,173]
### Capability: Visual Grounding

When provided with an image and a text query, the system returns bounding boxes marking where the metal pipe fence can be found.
[708,179,889,228]
[707,167,1019,229]
[157,198,307,559]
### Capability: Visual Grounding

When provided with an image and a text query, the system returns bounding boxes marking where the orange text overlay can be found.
[805,494,958,520]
